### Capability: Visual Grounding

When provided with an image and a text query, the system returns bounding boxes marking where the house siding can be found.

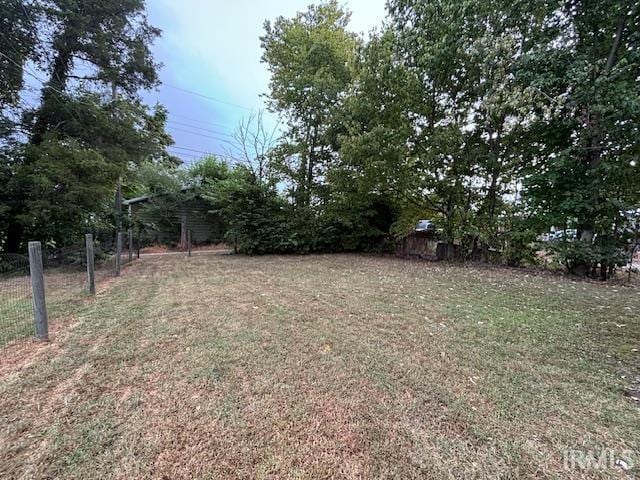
[131,197,224,246]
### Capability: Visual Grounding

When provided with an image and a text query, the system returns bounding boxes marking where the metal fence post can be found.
[115,232,122,276]
[128,228,133,263]
[85,233,95,295]
[28,241,49,341]
[188,229,192,257]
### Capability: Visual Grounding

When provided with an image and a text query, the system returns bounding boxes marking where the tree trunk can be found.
[305,125,318,207]
[573,3,637,275]
[31,34,74,144]
[4,220,24,253]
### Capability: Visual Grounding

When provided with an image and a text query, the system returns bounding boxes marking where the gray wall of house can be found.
[132,198,224,246]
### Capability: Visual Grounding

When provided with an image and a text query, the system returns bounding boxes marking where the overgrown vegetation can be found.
[176,0,640,273]
[0,0,174,252]
[229,0,639,275]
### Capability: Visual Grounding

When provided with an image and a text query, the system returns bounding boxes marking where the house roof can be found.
[122,194,156,206]
[123,186,192,206]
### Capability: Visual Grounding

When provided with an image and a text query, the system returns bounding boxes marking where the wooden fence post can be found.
[128,228,133,263]
[28,241,49,341]
[85,233,95,295]
[115,232,122,276]
[180,210,188,250]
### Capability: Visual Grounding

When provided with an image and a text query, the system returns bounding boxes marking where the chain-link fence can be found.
[0,254,34,346]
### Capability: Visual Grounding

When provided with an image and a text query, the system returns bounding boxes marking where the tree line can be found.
[240,0,639,278]
[0,0,174,253]
[2,0,639,279]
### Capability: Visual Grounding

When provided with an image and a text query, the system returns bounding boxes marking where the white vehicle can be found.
[415,219,437,233]
[551,229,577,241]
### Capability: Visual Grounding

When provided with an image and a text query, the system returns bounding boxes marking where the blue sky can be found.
[143,0,387,165]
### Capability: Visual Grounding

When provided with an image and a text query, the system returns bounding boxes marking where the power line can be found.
[168,145,237,162]
[167,120,234,137]
[168,126,235,145]
[0,51,91,128]
[163,83,258,111]
[168,145,213,155]
[164,83,277,119]
[169,113,237,130]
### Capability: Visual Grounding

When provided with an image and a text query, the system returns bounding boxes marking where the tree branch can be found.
[604,1,638,72]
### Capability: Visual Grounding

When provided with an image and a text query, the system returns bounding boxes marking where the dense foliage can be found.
[248,0,639,277]
[0,0,173,251]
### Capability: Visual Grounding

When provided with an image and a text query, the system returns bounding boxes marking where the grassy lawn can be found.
[0,253,639,479]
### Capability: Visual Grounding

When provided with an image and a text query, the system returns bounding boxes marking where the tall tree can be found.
[345,0,532,256]
[518,0,640,277]
[261,0,358,207]
[1,0,170,251]
[0,0,39,137]
[31,0,160,144]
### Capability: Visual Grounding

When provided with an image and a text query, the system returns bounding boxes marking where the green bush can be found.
[207,167,395,255]
[549,237,628,278]
[210,172,294,255]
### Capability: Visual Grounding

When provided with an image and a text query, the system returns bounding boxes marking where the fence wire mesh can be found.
[42,244,88,301]
[1,231,138,347]
[0,254,34,347]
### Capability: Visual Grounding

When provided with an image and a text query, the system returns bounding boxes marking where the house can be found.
[123,191,224,249]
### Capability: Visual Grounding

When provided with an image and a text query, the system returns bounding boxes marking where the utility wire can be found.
[169,145,218,156]
[167,120,234,137]
[1,49,254,165]
[168,145,237,161]
[163,83,258,111]
[168,126,235,145]
[169,113,238,130]
[163,83,277,120]
[0,50,89,126]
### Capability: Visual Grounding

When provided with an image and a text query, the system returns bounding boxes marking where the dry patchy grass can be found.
[1,253,639,479]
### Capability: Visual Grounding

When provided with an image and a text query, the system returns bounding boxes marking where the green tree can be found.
[30,0,160,144]
[206,166,294,254]
[0,1,38,126]
[517,0,640,277]
[1,0,169,252]
[261,0,359,207]
[341,1,531,258]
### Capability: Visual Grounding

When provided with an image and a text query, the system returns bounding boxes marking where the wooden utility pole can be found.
[115,177,122,230]
[180,210,188,251]
[115,232,122,276]
[128,204,133,263]
[128,228,133,263]
[112,82,123,258]
[115,176,123,275]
